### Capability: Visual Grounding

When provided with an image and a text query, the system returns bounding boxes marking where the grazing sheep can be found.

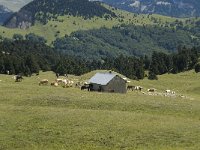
[55,78,63,84]
[148,88,156,92]
[135,86,143,91]
[51,81,58,87]
[171,91,176,94]
[62,79,74,88]
[39,79,48,86]
[165,90,176,95]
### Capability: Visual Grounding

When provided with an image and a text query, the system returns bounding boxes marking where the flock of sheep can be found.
[8,74,190,99]
[8,73,78,88]
[39,77,187,99]
[38,78,76,88]
[127,85,190,99]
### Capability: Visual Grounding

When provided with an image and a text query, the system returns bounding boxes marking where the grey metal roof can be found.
[88,73,117,85]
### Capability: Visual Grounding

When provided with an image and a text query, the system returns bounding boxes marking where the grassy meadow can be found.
[0,71,200,150]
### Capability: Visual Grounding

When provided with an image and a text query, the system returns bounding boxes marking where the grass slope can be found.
[0,71,200,149]
[0,5,183,44]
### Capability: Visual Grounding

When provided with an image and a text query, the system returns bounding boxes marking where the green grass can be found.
[0,4,186,44]
[0,71,200,149]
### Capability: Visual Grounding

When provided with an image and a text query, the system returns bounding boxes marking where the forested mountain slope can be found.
[54,24,200,59]
[0,3,183,44]
[4,0,115,29]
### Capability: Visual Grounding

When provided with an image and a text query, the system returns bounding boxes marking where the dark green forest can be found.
[54,24,200,60]
[148,47,200,79]
[0,34,144,79]
[0,34,199,80]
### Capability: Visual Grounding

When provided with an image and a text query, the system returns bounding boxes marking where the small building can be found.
[88,72,127,93]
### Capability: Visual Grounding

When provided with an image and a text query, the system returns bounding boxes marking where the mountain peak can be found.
[4,0,116,29]
[0,0,33,12]
[0,5,12,13]
[0,5,13,25]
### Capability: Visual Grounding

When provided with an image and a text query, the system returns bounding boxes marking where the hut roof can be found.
[89,73,117,85]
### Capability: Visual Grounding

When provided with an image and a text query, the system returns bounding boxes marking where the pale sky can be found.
[0,0,32,11]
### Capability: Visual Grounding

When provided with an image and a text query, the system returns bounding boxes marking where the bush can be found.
[195,63,200,73]
[148,71,158,80]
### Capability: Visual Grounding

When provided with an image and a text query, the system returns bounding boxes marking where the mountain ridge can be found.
[99,0,200,18]
[0,0,33,12]
[2,0,200,18]
[0,5,13,25]
[4,0,116,29]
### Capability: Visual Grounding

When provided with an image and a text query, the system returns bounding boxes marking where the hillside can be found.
[2,0,200,18]
[4,0,116,29]
[0,3,182,44]
[1,1,200,149]
[54,24,200,59]
[0,70,200,149]
[100,0,200,18]
[0,5,13,25]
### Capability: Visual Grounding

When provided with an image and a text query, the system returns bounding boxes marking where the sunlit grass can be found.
[0,71,199,149]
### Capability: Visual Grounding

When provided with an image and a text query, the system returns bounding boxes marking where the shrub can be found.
[195,63,200,73]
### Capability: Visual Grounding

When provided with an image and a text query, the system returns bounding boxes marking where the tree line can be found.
[0,34,199,80]
[148,46,200,79]
[0,34,144,79]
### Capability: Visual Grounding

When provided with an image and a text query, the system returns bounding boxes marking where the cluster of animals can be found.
[127,85,164,93]
[39,78,74,88]
[127,85,143,91]
[127,85,175,93]
[143,89,176,97]
[127,85,185,98]
[9,73,190,100]
[11,73,89,90]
